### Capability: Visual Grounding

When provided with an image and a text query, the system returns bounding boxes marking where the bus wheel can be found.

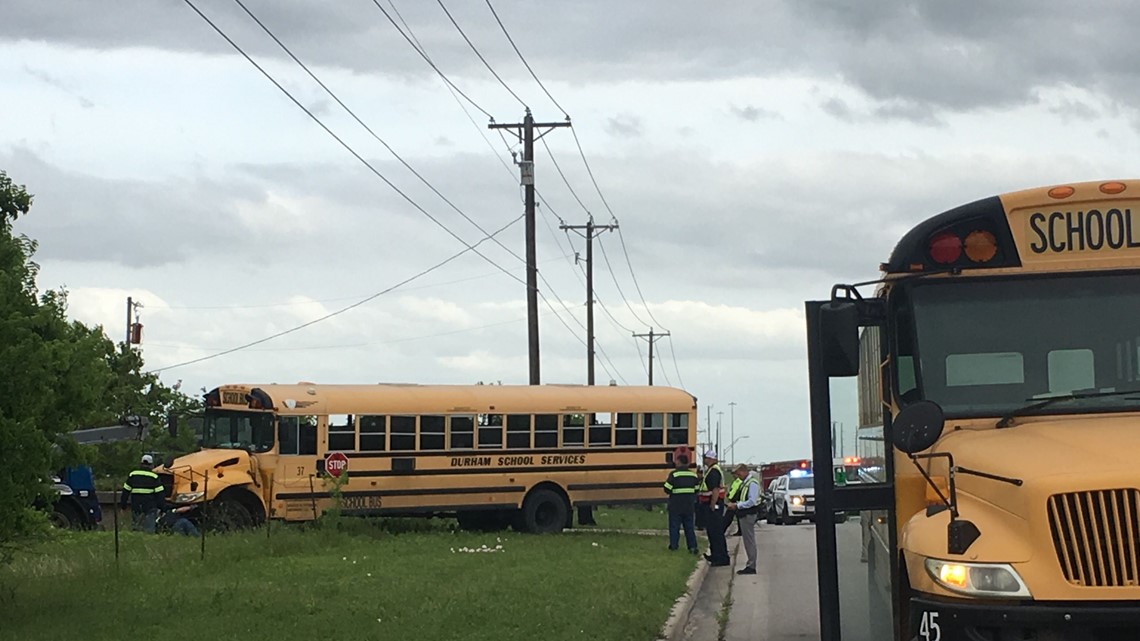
[206,496,254,532]
[522,489,568,534]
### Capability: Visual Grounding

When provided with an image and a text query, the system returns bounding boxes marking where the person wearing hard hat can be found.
[698,450,730,567]
[120,454,165,533]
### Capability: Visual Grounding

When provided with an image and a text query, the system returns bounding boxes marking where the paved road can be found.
[716,517,890,641]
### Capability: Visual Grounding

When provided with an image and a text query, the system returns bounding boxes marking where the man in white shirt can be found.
[726,463,761,575]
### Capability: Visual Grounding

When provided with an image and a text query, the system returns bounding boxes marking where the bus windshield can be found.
[203,410,275,453]
[898,274,1140,417]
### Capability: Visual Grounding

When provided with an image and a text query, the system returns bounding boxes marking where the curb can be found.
[658,552,710,641]
[657,536,740,641]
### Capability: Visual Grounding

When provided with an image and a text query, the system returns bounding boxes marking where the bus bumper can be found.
[909,595,1140,640]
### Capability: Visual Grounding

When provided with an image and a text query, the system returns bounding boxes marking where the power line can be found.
[615,225,671,331]
[367,0,494,120]
[435,0,527,108]
[231,0,526,269]
[596,234,652,327]
[386,0,516,184]
[182,0,522,287]
[665,333,685,389]
[540,136,591,216]
[483,0,568,117]
[147,309,547,353]
[162,257,563,310]
[151,215,522,373]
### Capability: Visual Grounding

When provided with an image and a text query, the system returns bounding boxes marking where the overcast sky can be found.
[4,0,1139,463]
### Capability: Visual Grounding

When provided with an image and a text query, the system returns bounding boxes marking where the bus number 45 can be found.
[918,611,941,641]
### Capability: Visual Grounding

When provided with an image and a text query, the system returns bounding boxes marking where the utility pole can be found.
[716,411,724,459]
[706,405,713,455]
[490,110,571,385]
[560,216,617,385]
[125,297,143,349]
[729,401,737,463]
[633,328,670,386]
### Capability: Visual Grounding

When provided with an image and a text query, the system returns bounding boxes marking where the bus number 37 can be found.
[918,611,941,641]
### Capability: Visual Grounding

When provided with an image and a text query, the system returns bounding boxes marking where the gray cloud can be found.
[24,64,94,108]
[5,0,1140,120]
[729,104,779,122]
[604,114,642,138]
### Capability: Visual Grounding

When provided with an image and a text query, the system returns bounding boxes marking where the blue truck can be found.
[42,417,148,529]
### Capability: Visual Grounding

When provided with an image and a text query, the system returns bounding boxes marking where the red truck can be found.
[759,458,812,489]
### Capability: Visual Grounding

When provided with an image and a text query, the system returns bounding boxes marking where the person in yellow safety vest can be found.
[723,474,744,537]
[120,454,165,533]
[699,450,730,567]
[663,453,700,554]
[726,464,763,575]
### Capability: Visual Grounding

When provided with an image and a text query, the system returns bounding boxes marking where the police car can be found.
[770,469,815,525]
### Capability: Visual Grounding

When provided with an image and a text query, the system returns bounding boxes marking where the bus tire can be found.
[521,488,568,534]
[207,489,264,531]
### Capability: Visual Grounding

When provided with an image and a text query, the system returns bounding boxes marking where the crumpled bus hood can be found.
[937,414,1140,482]
[166,448,252,473]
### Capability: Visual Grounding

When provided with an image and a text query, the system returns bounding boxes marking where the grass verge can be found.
[589,504,672,531]
[0,522,695,641]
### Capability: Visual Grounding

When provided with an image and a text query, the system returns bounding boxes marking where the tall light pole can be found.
[729,401,737,464]
[716,411,724,458]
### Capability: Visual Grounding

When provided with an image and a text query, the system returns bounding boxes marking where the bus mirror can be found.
[819,300,859,377]
[892,400,945,454]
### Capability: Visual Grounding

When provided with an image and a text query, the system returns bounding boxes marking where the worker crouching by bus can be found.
[699,450,730,567]
[120,454,165,533]
[726,464,760,575]
[663,454,699,554]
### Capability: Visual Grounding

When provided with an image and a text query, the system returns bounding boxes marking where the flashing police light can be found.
[789,469,811,478]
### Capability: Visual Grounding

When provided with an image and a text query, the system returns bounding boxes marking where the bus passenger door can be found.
[274,415,319,520]
[807,300,899,641]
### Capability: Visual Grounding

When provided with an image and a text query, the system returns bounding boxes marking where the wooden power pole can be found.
[560,216,617,385]
[633,328,670,386]
[490,109,571,385]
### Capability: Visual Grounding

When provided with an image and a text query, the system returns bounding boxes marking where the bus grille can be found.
[1047,489,1140,587]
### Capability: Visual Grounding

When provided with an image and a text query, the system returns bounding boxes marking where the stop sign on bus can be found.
[325,451,349,478]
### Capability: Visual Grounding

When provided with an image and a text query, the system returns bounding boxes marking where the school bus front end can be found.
[815,180,1140,640]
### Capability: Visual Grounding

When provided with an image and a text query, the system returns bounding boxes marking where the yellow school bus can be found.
[808,179,1140,640]
[160,383,696,533]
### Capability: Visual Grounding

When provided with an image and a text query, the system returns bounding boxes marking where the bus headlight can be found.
[174,492,204,504]
[925,558,1031,598]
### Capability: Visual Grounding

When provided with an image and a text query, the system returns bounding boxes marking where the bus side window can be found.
[278,416,299,455]
[641,413,664,445]
[478,414,503,448]
[391,416,416,451]
[420,415,446,450]
[360,416,386,451]
[589,412,612,446]
[299,416,317,455]
[534,414,558,447]
[562,414,584,446]
[666,413,688,445]
[450,416,474,449]
[506,415,531,449]
[328,414,355,451]
[615,413,637,445]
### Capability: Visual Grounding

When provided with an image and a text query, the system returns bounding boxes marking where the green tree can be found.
[0,171,117,561]
[0,170,201,561]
